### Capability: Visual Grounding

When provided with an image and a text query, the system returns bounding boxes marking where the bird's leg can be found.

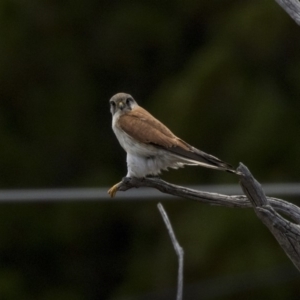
[107,181,122,198]
[145,175,161,180]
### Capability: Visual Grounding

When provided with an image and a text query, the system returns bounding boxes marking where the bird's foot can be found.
[107,181,122,198]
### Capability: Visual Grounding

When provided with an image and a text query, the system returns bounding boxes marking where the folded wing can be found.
[118,106,235,172]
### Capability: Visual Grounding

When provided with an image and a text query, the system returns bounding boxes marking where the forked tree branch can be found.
[239,164,300,271]
[115,163,300,271]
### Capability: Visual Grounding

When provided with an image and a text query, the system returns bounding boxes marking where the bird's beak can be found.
[118,102,124,109]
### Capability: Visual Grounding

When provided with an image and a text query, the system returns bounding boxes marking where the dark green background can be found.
[0,0,300,299]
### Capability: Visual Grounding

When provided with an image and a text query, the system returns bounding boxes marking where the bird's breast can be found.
[112,124,161,157]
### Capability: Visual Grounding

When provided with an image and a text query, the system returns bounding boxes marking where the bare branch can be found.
[115,163,300,271]
[117,176,300,224]
[157,203,184,300]
[275,0,300,25]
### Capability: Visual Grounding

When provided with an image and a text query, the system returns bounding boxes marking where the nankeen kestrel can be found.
[108,93,237,197]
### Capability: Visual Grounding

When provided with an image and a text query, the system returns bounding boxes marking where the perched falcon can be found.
[108,92,237,197]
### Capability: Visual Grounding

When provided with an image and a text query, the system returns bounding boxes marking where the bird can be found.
[108,92,238,197]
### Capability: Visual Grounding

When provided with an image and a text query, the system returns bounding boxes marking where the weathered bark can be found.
[238,164,300,271]
[275,0,300,25]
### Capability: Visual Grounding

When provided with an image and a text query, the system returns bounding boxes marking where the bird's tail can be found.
[167,141,239,174]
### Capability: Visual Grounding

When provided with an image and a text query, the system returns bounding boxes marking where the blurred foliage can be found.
[0,0,300,299]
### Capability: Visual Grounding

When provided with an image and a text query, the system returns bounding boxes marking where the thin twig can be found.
[157,203,184,300]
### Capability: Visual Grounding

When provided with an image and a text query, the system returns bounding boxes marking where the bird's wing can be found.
[118,106,184,147]
[118,106,234,171]
[168,139,233,170]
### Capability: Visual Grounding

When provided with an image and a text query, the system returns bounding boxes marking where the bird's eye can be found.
[126,97,132,106]
[110,101,116,108]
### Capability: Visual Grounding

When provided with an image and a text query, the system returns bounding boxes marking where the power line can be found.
[0,183,299,202]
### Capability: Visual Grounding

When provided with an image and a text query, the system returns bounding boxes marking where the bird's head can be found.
[109,93,137,116]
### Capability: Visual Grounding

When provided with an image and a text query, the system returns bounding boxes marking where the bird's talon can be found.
[108,182,122,198]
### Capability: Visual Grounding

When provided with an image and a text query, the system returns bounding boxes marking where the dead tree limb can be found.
[238,164,300,272]
[275,0,300,25]
[115,163,300,271]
